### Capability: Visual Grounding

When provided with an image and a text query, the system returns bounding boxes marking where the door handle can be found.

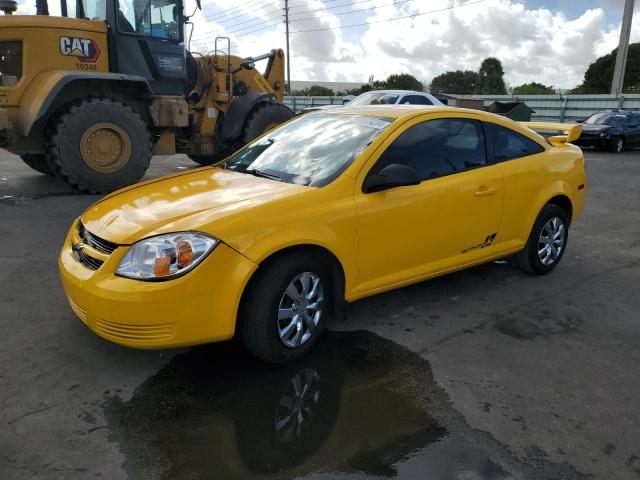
[474,186,496,197]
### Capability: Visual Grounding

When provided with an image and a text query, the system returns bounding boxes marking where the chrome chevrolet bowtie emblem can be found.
[72,242,86,259]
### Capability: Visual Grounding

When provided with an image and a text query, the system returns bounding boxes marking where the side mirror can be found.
[195,0,201,9]
[363,164,421,193]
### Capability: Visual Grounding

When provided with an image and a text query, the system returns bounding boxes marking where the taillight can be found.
[0,41,22,86]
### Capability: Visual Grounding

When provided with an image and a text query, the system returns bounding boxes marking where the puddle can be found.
[104,331,587,480]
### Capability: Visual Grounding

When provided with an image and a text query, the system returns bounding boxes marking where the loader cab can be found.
[63,0,189,95]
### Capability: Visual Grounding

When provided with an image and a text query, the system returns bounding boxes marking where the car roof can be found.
[315,104,474,119]
[359,90,427,95]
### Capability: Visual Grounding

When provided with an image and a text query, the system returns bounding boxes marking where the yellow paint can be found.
[59,106,587,348]
[522,121,583,143]
[0,15,109,132]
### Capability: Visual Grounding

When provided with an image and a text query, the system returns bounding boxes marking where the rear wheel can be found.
[240,253,330,363]
[516,204,569,275]
[19,154,55,176]
[47,97,151,193]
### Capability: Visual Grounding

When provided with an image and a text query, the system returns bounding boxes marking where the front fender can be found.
[17,71,151,136]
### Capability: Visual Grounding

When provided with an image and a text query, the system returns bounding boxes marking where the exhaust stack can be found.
[0,0,17,14]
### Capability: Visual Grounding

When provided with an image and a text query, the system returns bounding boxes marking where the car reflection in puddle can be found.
[104,332,513,479]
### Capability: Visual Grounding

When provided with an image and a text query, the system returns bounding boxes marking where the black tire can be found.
[187,102,292,166]
[610,136,624,153]
[46,97,151,193]
[187,149,233,166]
[241,101,294,144]
[240,253,331,364]
[19,154,55,176]
[516,204,569,275]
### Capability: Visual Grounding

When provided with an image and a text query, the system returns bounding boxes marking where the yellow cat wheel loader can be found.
[0,0,292,192]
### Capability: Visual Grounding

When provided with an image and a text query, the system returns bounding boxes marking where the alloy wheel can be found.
[615,138,623,153]
[277,272,324,348]
[537,217,565,266]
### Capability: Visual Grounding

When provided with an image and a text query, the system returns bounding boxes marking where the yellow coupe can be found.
[59,106,586,363]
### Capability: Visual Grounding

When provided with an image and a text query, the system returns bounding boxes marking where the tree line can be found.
[292,43,640,96]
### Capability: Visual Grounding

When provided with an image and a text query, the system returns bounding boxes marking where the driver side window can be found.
[372,118,487,181]
[117,0,181,40]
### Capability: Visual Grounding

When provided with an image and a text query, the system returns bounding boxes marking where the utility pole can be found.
[284,0,291,94]
[611,0,635,95]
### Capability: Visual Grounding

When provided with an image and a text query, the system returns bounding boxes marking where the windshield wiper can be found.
[245,168,284,182]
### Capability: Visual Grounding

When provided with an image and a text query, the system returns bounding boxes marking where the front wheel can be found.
[240,253,330,363]
[19,154,55,176]
[516,204,569,275]
[46,97,151,193]
[610,136,624,153]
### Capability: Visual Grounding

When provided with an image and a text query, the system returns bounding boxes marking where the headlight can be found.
[600,130,610,138]
[116,232,219,280]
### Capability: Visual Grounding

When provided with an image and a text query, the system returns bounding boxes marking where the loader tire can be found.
[47,97,151,194]
[19,154,56,176]
[188,102,293,167]
[241,102,294,145]
[188,150,232,166]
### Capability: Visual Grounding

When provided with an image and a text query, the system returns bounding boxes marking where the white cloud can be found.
[10,0,640,88]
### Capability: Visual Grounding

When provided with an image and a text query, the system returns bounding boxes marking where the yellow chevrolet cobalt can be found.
[59,106,587,363]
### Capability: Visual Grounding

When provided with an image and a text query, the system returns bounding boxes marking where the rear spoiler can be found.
[521,122,583,144]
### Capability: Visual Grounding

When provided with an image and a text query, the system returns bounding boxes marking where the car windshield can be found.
[349,92,400,106]
[223,114,392,187]
[585,113,625,126]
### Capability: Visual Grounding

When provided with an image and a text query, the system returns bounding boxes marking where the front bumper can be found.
[574,135,612,149]
[59,219,258,349]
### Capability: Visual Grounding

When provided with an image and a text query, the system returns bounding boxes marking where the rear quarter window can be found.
[485,122,545,162]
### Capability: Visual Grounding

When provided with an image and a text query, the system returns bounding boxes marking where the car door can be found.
[354,114,504,295]
[626,114,640,147]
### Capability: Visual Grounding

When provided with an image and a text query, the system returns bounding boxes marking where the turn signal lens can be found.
[176,240,193,268]
[154,257,171,276]
[116,232,219,281]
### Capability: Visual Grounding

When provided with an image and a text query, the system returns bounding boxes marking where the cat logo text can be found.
[59,37,101,63]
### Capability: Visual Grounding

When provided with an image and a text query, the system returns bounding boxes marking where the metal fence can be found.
[284,94,640,123]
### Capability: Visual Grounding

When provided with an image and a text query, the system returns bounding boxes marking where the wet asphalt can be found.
[1,149,639,480]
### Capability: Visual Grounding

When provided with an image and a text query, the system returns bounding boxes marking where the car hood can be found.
[81,168,308,245]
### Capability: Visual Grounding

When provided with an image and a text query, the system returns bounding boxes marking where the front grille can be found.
[0,41,22,86]
[94,318,176,342]
[77,250,104,270]
[78,221,118,254]
[74,221,119,270]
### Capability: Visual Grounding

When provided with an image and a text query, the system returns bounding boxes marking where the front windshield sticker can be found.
[360,118,392,130]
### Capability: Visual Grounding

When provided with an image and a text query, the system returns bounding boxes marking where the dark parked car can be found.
[574,110,640,153]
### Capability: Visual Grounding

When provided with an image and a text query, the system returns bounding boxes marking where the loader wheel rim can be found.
[80,123,132,173]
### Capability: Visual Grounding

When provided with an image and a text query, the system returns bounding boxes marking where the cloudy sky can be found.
[186,0,640,89]
[14,0,640,89]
